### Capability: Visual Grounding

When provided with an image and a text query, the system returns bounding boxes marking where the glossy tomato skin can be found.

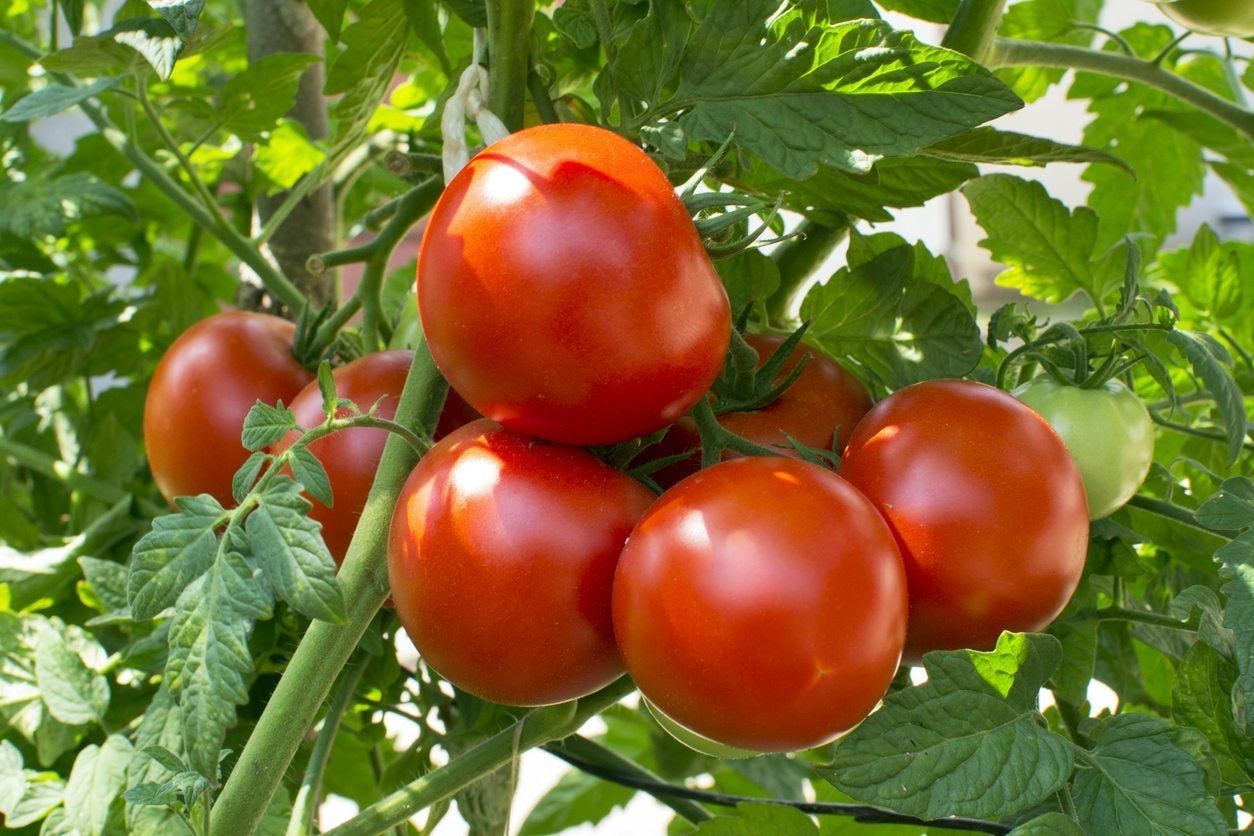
[613,456,907,752]
[1154,0,1254,37]
[144,312,312,505]
[841,379,1089,660]
[418,123,731,446]
[389,419,654,706]
[647,334,872,486]
[272,351,412,563]
[1014,377,1154,520]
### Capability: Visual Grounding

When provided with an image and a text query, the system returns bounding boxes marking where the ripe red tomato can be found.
[841,379,1089,660]
[417,123,731,446]
[613,456,907,752]
[389,419,654,706]
[144,312,312,505]
[646,333,872,486]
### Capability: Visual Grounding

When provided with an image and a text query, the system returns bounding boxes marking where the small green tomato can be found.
[1152,0,1254,38]
[1014,377,1155,520]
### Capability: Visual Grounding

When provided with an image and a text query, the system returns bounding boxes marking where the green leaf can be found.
[0,741,25,814]
[254,119,326,193]
[232,451,269,504]
[166,549,272,777]
[111,18,183,79]
[150,0,205,40]
[800,245,982,389]
[1072,713,1227,835]
[924,127,1131,172]
[2,770,64,828]
[220,53,320,141]
[1008,812,1085,835]
[34,622,109,726]
[0,173,134,237]
[1172,642,1253,788]
[317,360,338,416]
[0,77,120,122]
[306,0,350,40]
[995,0,1100,102]
[326,0,410,154]
[74,557,127,613]
[694,803,816,834]
[246,478,344,622]
[553,0,598,49]
[0,613,79,767]
[823,633,1074,819]
[627,10,1020,178]
[240,401,297,452]
[715,250,780,320]
[1174,225,1244,320]
[963,174,1116,307]
[128,496,224,620]
[519,769,634,835]
[287,446,334,508]
[1164,330,1244,465]
[127,683,185,789]
[1213,528,1254,733]
[444,0,486,27]
[401,0,453,74]
[63,735,132,835]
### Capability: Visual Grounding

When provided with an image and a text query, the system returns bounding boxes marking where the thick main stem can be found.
[941,0,1007,62]
[486,0,535,131]
[990,38,1254,141]
[765,220,849,325]
[325,678,635,836]
[209,341,448,836]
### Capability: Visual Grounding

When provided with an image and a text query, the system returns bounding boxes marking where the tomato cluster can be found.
[144,125,1145,756]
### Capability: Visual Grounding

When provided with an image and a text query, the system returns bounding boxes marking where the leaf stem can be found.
[286,657,368,836]
[527,68,561,125]
[989,38,1254,141]
[486,0,535,131]
[941,0,1008,62]
[546,745,1010,834]
[1150,411,1253,450]
[765,220,849,326]
[690,398,780,468]
[1125,494,1234,539]
[324,678,636,836]
[1090,606,1199,631]
[209,341,448,836]
[545,736,713,824]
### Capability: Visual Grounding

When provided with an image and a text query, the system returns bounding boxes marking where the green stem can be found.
[325,678,636,836]
[286,658,367,836]
[256,163,329,247]
[546,736,713,825]
[989,38,1254,141]
[0,435,128,506]
[358,178,442,348]
[1091,606,1198,631]
[528,68,561,125]
[313,297,364,351]
[690,398,780,467]
[486,0,535,132]
[209,341,448,836]
[765,220,849,325]
[1150,412,1252,450]
[1125,494,1233,539]
[941,0,1007,62]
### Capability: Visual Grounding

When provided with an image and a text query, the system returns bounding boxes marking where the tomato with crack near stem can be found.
[1014,376,1154,521]
[841,379,1089,660]
[1153,0,1254,37]
[613,456,907,752]
[389,419,654,706]
[270,351,479,565]
[144,311,312,505]
[418,123,731,446]
[644,333,872,487]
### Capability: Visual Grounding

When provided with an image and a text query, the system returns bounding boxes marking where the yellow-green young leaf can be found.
[963,174,1116,307]
[326,0,409,154]
[800,245,982,389]
[254,119,326,194]
[996,0,1101,102]
[220,53,320,140]
[1072,714,1227,835]
[623,6,1021,179]
[63,736,132,835]
[823,633,1074,820]
[246,478,344,622]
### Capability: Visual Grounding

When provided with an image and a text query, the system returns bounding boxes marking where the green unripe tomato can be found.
[1013,377,1154,520]
[1152,0,1254,38]
[644,698,761,760]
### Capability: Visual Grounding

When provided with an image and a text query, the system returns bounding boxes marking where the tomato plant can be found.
[1,0,1251,834]
[418,123,732,446]
[614,456,907,751]
[143,311,312,505]
[1015,376,1156,519]
[644,332,872,486]
[841,380,1089,658]
[389,419,653,706]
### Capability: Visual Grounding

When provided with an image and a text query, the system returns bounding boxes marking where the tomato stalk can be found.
[324,678,636,836]
[940,0,1007,62]
[765,220,850,326]
[690,398,782,467]
[989,38,1254,140]
[486,0,535,131]
[209,341,448,836]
